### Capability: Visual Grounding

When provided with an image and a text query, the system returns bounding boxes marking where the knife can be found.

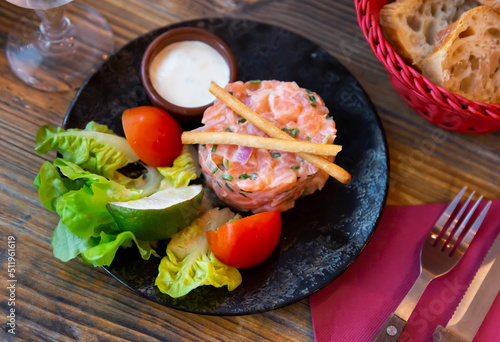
[433,231,500,342]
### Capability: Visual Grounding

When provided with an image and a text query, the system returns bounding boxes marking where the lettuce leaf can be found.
[85,121,116,134]
[81,231,156,267]
[158,145,198,189]
[52,220,100,262]
[51,219,155,266]
[34,161,83,211]
[52,158,142,238]
[155,208,242,298]
[35,122,139,179]
[37,159,156,266]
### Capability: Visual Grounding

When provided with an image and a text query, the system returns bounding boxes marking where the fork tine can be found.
[447,195,483,252]
[435,191,475,250]
[431,186,467,245]
[455,201,492,254]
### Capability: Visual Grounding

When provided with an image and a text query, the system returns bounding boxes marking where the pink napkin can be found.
[310,200,500,342]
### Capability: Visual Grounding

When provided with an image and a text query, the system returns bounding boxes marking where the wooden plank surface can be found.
[0,0,499,341]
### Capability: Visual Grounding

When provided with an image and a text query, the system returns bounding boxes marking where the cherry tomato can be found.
[122,106,183,167]
[206,210,281,268]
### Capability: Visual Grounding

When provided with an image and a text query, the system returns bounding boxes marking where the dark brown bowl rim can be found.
[140,27,238,122]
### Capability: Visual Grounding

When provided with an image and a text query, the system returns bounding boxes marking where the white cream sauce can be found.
[149,41,230,108]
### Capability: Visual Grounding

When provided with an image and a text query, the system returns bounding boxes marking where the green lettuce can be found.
[34,161,83,211]
[81,231,156,267]
[36,159,157,266]
[158,145,198,189]
[35,121,139,179]
[155,207,242,298]
[51,219,155,266]
[51,220,100,262]
[52,158,142,238]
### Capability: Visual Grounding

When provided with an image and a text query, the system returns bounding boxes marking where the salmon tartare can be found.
[196,80,337,213]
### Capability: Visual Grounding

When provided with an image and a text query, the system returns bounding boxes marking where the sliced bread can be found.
[479,0,500,12]
[380,0,479,70]
[422,6,500,104]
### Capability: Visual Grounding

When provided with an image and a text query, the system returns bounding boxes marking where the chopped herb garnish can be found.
[239,192,248,198]
[216,181,222,188]
[309,95,316,102]
[311,103,317,108]
[229,91,233,95]
[249,80,261,84]
[305,89,313,94]
[250,172,258,180]
[222,174,233,181]
[238,118,247,124]
[212,167,218,174]
[281,127,300,138]
[201,144,206,147]
[326,116,334,120]
[225,183,234,192]
[211,145,218,152]
[291,165,300,170]
[286,196,294,202]
[271,152,281,158]
[225,128,231,132]
[288,128,300,138]
[306,136,311,141]
[240,189,253,193]
[225,159,229,170]
[238,172,250,180]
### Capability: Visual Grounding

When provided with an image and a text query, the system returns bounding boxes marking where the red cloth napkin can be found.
[310,200,500,342]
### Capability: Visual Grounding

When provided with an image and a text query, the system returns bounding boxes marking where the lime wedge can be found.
[107,185,204,241]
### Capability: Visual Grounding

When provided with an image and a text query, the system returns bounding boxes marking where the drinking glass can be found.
[5,0,114,91]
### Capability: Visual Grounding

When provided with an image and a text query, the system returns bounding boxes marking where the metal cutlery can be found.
[373,187,491,342]
[433,209,498,342]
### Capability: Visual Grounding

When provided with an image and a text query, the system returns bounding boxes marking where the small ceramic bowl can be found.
[141,27,238,122]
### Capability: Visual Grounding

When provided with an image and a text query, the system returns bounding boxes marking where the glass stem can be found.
[35,7,76,55]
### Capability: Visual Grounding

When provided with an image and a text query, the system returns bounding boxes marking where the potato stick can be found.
[182,131,342,156]
[209,81,352,184]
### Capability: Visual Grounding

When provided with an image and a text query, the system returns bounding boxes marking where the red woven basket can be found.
[355,0,500,133]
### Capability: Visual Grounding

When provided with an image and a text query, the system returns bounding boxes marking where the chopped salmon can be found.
[196,80,336,213]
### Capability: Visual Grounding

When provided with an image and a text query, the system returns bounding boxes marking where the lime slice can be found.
[107,185,204,241]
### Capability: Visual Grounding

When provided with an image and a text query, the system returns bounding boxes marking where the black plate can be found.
[63,18,389,315]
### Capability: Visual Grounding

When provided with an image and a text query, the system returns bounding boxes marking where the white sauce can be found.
[149,41,230,108]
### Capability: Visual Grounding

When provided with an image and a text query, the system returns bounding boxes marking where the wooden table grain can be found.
[1,0,499,341]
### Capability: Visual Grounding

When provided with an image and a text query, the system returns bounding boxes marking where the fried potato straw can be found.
[208,81,352,184]
[182,132,342,156]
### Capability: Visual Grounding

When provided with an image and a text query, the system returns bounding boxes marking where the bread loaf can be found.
[422,6,500,104]
[380,0,479,70]
[479,0,500,12]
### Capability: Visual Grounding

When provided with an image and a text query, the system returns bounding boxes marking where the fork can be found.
[373,186,492,342]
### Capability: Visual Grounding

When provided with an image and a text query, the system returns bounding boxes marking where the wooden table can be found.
[1,0,499,341]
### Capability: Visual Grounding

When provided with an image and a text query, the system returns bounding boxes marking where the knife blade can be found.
[433,229,500,342]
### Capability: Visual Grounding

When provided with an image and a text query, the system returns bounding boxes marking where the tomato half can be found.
[206,210,281,269]
[122,106,183,167]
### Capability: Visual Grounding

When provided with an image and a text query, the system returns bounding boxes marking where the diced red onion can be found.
[235,146,253,164]
[205,153,219,174]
